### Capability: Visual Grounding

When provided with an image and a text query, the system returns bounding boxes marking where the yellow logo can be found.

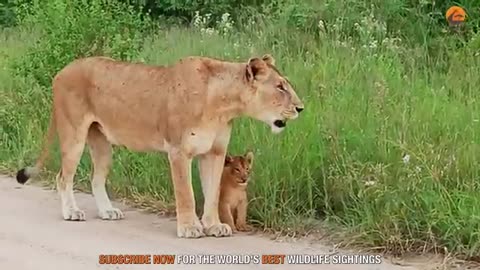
[446,6,466,26]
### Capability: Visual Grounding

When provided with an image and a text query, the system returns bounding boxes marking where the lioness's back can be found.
[50,56,219,150]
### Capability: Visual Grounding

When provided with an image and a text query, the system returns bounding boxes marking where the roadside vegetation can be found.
[1,0,479,262]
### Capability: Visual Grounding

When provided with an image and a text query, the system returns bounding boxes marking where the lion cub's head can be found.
[222,151,254,186]
[243,54,304,134]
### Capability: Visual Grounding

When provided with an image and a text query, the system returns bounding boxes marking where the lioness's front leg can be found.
[167,149,204,238]
[198,126,233,237]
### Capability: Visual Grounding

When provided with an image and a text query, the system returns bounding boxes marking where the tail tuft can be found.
[16,167,39,184]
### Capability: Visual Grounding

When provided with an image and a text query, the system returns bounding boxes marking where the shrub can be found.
[12,0,153,87]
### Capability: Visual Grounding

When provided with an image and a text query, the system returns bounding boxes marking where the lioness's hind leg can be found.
[56,122,89,221]
[87,124,124,220]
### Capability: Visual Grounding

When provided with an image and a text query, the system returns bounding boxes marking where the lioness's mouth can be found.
[273,120,286,128]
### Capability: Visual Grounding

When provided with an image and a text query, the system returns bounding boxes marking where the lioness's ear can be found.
[225,155,233,166]
[262,54,275,66]
[245,151,254,165]
[246,57,269,82]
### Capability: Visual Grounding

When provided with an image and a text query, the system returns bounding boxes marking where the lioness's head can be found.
[243,54,304,133]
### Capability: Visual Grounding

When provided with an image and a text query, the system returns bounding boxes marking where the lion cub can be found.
[219,151,254,232]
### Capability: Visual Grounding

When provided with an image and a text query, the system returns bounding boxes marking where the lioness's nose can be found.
[295,106,304,113]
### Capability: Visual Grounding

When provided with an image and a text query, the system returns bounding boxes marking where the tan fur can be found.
[219,151,254,232]
[17,54,304,238]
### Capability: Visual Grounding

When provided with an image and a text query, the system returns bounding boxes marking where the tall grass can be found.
[1,0,480,261]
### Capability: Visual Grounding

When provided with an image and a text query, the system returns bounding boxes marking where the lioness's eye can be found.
[235,168,241,172]
[277,84,285,91]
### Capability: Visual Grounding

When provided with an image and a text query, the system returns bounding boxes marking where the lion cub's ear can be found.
[262,54,275,66]
[245,151,254,166]
[246,57,269,82]
[224,155,233,166]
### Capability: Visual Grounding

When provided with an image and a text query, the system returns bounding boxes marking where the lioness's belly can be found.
[95,120,218,155]
[95,120,167,152]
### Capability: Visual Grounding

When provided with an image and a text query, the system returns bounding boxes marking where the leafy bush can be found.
[13,0,153,87]
[0,0,16,26]
[3,0,480,263]
[125,0,272,24]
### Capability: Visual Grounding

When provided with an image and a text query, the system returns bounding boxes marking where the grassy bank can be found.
[1,0,480,261]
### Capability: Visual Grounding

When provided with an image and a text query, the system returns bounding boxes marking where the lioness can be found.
[15,54,304,238]
[219,151,254,232]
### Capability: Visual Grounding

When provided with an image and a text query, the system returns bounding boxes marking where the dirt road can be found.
[0,175,421,270]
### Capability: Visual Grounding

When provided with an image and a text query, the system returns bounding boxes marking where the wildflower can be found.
[221,13,231,23]
[402,154,410,164]
[205,28,215,36]
[193,11,202,28]
[318,20,326,32]
[365,181,376,186]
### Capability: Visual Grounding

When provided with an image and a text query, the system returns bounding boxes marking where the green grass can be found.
[1,0,480,262]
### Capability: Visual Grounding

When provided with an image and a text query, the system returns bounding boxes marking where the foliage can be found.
[0,0,16,26]
[12,0,152,87]
[1,0,480,263]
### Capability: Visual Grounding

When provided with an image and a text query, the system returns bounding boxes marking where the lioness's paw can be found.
[63,208,86,221]
[99,208,124,220]
[177,223,205,238]
[204,223,232,237]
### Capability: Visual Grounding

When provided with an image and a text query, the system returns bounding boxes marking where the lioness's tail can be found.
[16,115,56,184]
